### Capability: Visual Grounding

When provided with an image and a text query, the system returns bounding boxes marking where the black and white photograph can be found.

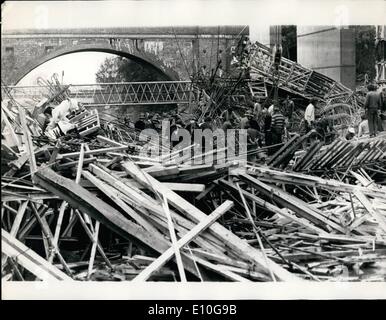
[1,0,386,301]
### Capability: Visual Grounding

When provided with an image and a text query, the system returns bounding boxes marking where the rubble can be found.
[2,86,386,283]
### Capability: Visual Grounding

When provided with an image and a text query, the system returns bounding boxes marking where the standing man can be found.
[304,98,317,132]
[261,107,272,150]
[284,95,295,121]
[380,87,386,131]
[200,116,213,131]
[222,115,234,132]
[46,98,82,135]
[268,102,274,116]
[364,84,382,137]
[134,113,146,131]
[358,113,369,137]
[253,97,262,119]
[271,106,286,153]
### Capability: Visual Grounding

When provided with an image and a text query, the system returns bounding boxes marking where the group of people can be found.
[131,111,184,132]
[239,102,287,155]
[41,83,384,161]
[345,84,385,141]
[123,96,306,160]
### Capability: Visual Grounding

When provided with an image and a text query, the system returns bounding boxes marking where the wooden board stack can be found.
[267,133,386,175]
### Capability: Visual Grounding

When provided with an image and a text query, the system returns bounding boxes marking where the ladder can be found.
[248,79,267,101]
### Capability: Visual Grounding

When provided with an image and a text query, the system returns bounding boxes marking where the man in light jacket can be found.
[46,98,81,137]
[304,98,317,131]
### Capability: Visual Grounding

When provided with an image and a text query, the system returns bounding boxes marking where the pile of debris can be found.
[2,94,386,282]
[248,41,364,129]
[266,131,386,175]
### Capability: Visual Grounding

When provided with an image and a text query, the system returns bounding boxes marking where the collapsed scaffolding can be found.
[1,36,386,282]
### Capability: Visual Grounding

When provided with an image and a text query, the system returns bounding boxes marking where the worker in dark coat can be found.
[284,96,295,121]
[185,116,198,136]
[134,113,146,131]
[364,84,382,137]
[261,107,272,151]
[222,117,234,132]
[200,117,213,131]
[240,110,253,129]
[245,122,259,162]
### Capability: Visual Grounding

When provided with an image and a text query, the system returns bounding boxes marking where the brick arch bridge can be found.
[4,43,179,84]
[1,26,248,85]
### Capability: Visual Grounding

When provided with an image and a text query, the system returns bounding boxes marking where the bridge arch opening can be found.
[12,48,183,123]
[12,44,179,86]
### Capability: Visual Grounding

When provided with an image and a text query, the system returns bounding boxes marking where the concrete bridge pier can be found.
[297,26,356,89]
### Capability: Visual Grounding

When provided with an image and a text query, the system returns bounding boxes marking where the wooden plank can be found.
[161,182,205,193]
[76,143,93,227]
[267,134,299,165]
[218,179,327,235]
[246,166,386,200]
[310,140,342,169]
[238,172,346,233]
[333,143,365,168]
[56,145,128,160]
[1,200,29,269]
[236,182,276,281]
[57,157,97,170]
[195,184,216,201]
[30,202,73,275]
[161,195,187,282]
[75,143,85,184]
[9,152,29,170]
[354,191,386,234]
[1,107,20,148]
[33,166,203,279]
[323,143,353,169]
[18,205,50,241]
[190,248,251,270]
[96,135,125,147]
[122,161,300,281]
[270,132,313,168]
[87,220,100,279]
[34,167,167,250]
[89,164,227,255]
[74,210,112,269]
[1,192,58,202]
[2,229,73,281]
[144,165,180,177]
[294,141,323,171]
[82,170,160,234]
[10,200,29,237]
[47,143,60,165]
[133,200,233,282]
[294,232,386,245]
[18,106,37,176]
[52,201,67,248]
[192,255,252,282]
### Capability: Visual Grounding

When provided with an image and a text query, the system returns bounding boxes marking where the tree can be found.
[354,26,376,83]
[95,56,168,83]
[95,57,122,83]
[282,26,297,62]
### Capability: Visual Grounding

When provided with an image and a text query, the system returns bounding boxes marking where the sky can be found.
[2,1,384,31]
[17,52,115,86]
[2,0,384,86]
